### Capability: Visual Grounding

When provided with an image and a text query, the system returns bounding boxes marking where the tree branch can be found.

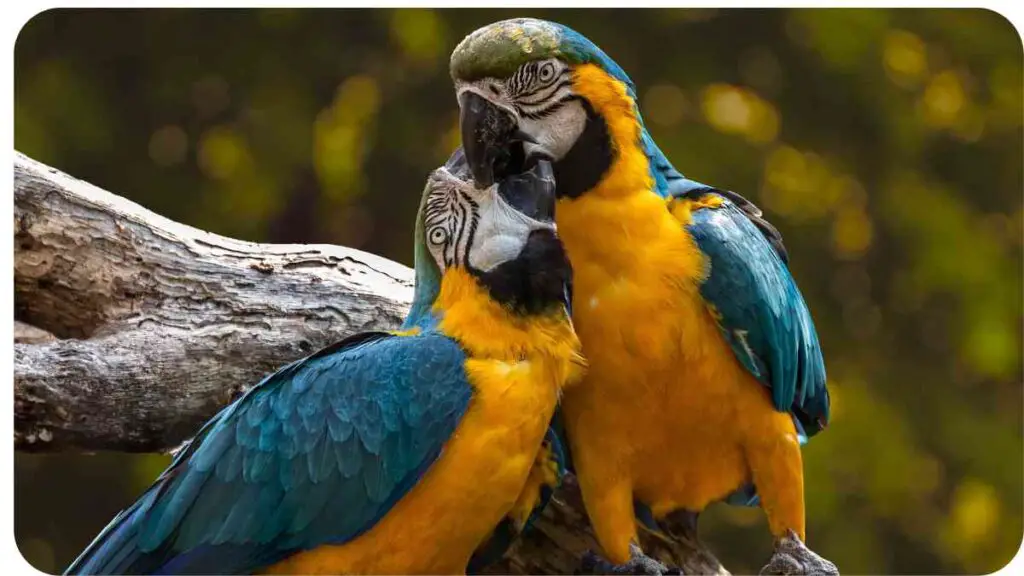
[12,151,727,575]
[14,151,414,452]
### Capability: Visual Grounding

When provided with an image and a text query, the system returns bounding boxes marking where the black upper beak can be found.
[459,91,527,189]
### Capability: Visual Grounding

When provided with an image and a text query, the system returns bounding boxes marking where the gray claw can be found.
[579,543,682,575]
[760,530,839,576]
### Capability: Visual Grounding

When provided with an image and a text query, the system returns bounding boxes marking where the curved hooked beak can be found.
[444,141,556,224]
[458,91,537,189]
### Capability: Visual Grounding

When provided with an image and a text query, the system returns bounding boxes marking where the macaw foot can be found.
[578,543,683,575]
[759,530,839,576]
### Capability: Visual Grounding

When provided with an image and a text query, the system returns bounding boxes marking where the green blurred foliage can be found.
[13,8,1023,575]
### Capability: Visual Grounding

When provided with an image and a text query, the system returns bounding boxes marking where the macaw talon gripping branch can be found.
[759,530,839,576]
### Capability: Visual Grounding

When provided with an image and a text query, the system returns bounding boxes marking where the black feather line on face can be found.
[460,191,479,269]
[552,98,614,200]
[475,228,572,316]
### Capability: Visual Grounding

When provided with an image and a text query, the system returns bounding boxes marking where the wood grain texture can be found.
[12,151,728,575]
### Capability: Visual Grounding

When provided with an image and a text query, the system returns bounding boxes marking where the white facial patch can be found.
[467,192,553,272]
[520,99,587,161]
[423,168,555,273]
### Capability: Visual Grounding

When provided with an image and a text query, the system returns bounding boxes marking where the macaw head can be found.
[404,147,569,328]
[450,18,708,202]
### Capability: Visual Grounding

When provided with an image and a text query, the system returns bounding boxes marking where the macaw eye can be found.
[429,227,448,245]
[538,63,555,83]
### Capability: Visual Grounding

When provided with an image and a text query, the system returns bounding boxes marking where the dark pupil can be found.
[540,65,552,80]
[431,228,446,244]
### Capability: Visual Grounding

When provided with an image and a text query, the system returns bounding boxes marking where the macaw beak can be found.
[458,91,536,189]
[444,144,556,224]
[498,158,556,224]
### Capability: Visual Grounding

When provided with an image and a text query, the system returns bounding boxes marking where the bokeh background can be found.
[13,8,1023,575]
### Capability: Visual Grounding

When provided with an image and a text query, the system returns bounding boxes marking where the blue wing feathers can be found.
[66,330,472,575]
[685,197,830,438]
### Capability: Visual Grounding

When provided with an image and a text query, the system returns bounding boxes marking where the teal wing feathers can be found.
[683,192,830,441]
[65,330,473,575]
[641,125,828,438]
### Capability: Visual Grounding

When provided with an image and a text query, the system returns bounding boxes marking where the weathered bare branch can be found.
[12,151,728,575]
[14,150,415,452]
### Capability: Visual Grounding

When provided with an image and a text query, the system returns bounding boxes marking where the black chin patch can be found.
[553,99,614,200]
[475,229,572,316]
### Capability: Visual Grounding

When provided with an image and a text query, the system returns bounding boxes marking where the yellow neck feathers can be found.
[432,267,586,381]
[556,64,707,283]
[570,63,654,199]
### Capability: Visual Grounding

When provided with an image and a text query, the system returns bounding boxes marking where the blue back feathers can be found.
[65,330,472,575]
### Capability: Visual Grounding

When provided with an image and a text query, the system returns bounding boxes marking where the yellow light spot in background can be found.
[18,537,55,573]
[921,70,966,128]
[643,83,688,127]
[963,311,1018,380]
[197,126,250,180]
[701,83,779,144]
[390,9,447,66]
[195,125,279,228]
[831,205,874,259]
[949,478,1000,547]
[761,145,837,219]
[148,125,188,167]
[703,84,752,134]
[883,30,928,86]
[337,75,381,118]
[761,146,805,217]
[314,74,381,198]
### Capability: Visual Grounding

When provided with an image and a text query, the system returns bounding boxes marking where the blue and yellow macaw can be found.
[450,18,838,575]
[64,150,584,575]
